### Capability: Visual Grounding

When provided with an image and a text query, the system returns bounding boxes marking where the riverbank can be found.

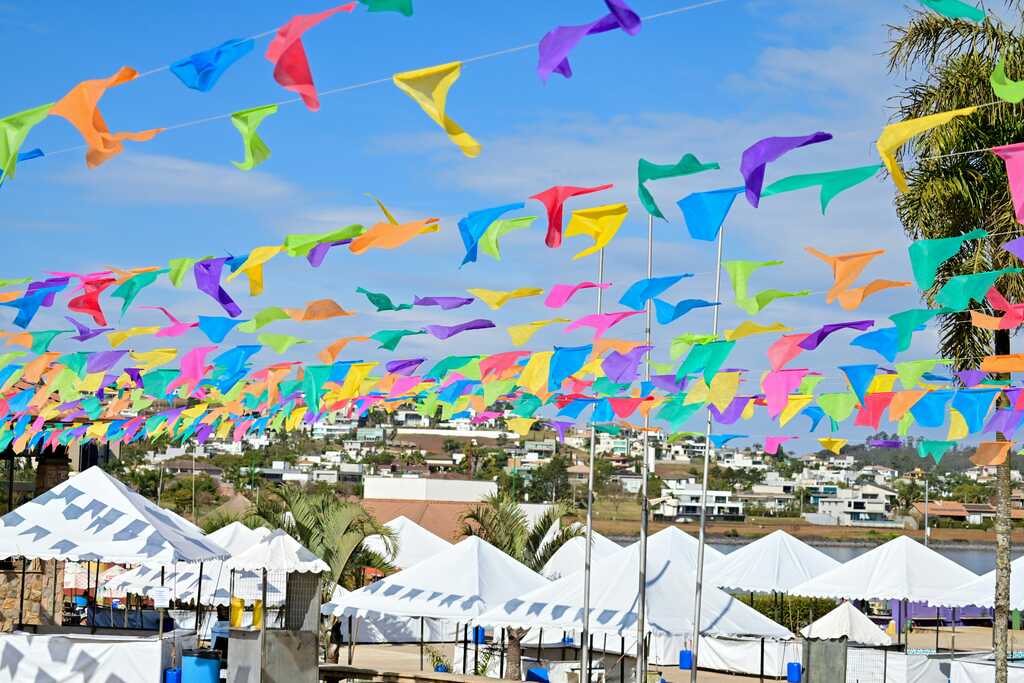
[592,515,1024,549]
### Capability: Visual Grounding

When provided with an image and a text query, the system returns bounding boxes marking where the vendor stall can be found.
[0,466,228,682]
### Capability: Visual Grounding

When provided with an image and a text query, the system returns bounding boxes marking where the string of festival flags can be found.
[0,0,1021,472]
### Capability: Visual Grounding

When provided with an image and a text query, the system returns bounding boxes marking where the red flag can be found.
[68,277,116,326]
[530,184,612,248]
[265,3,356,111]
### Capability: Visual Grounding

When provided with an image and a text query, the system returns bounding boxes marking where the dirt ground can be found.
[342,627,1015,682]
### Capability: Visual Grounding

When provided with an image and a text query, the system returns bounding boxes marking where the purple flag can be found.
[414,295,475,310]
[798,320,874,351]
[983,409,1024,437]
[957,369,987,388]
[308,239,352,267]
[423,319,495,340]
[86,350,128,374]
[710,396,751,425]
[65,316,112,342]
[386,358,425,375]
[740,132,833,207]
[26,276,70,307]
[651,374,686,394]
[537,0,641,81]
[124,367,143,387]
[868,439,902,448]
[601,345,652,383]
[194,257,242,317]
[195,423,214,444]
[546,420,574,443]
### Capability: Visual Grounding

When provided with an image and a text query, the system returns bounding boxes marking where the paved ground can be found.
[338,627,1022,682]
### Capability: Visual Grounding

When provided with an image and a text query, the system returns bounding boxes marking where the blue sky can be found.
[0,0,961,446]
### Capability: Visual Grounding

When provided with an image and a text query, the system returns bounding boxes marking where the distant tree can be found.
[528,455,572,502]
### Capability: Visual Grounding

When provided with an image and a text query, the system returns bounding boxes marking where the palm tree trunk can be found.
[505,628,527,680]
[995,328,1012,683]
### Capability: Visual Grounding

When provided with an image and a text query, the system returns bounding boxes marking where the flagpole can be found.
[690,224,725,683]
[636,213,654,683]
[581,247,604,681]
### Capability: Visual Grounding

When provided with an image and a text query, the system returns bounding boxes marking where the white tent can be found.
[932,554,1024,610]
[712,530,841,594]
[0,466,227,564]
[64,562,126,591]
[789,535,977,603]
[541,528,621,579]
[364,516,452,570]
[800,601,892,646]
[226,529,329,573]
[475,527,793,668]
[101,522,275,604]
[325,536,547,620]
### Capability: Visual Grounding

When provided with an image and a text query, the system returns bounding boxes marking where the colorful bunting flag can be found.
[564,203,628,259]
[761,164,882,213]
[393,61,480,157]
[537,0,641,81]
[740,132,833,207]
[877,107,978,192]
[0,104,53,185]
[637,153,719,219]
[230,104,278,171]
[171,39,254,92]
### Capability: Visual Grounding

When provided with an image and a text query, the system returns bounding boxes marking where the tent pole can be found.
[196,561,204,641]
[420,616,425,670]
[462,623,468,674]
[587,633,593,683]
[51,560,57,626]
[260,569,267,667]
[499,628,505,679]
[936,607,940,651]
[17,556,26,629]
[690,212,726,683]
[6,450,14,513]
[637,213,654,683]
[537,627,544,662]
[474,625,479,674]
[619,636,624,683]
[759,637,764,683]
[347,615,354,665]
[582,247,605,682]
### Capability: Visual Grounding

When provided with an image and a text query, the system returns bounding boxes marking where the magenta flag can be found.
[994,142,1024,224]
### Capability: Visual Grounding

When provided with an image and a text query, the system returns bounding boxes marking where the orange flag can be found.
[349,218,439,254]
[971,440,1013,466]
[285,299,353,321]
[50,67,164,168]
[836,280,912,311]
[981,354,1024,373]
[319,336,370,363]
[806,246,910,309]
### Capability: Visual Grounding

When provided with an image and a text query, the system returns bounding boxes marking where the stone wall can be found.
[0,559,63,632]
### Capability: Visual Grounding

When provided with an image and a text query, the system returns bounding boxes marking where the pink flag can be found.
[764,436,795,455]
[993,142,1024,223]
[564,310,641,338]
[767,333,809,371]
[762,369,809,419]
[545,281,613,308]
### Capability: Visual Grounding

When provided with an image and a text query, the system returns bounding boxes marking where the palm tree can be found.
[460,493,583,680]
[887,5,1024,678]
[252,485,395,595]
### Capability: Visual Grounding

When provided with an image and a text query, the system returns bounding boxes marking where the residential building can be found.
[363,475,497,502]
[816,485,898,527]
[717,449,769,472]
[652,478,744,521]
[663,438,703,462]
[965,465,1024,483]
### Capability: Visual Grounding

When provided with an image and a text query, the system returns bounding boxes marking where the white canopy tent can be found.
[225,528,329,573]
[364,515,452,570]
[932,554,1024,610]
[0,466,228,564]
[712,530,841,594]
[100,523,278,605]
[800,601,892,646]
[475,527,794,672]
[541,527,621,579]
[789,535,977,603]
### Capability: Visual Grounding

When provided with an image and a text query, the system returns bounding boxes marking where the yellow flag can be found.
[519,351,553,393]
[684,378,709,406]
[392,61,481,158]
[564,203,628,260]
[947,409,968,440]
[506,417,536,437]
[108,326,159,347]
[779,394,814,427]
[468,287,544,310]
[876,106,977,192]
[867,373,898,394]
[818,437,847,454]
[709,371,741,412]
[334,362,378,401]
[507,318,569,345]
[215,420,233,439]
[724,320,792,341]
[131,348,177,371]
[226,245,283,296]
[286,406,307,431]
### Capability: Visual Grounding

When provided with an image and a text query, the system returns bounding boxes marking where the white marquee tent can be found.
[712,530,841,594]
[800,601,892,646]
[789,536,977,603]
[0,466,227,564]
[541,527,621,580]
[226,528,329,573]
[364,515,452,570]
[475,527,794,673]
[933,554,1024,610]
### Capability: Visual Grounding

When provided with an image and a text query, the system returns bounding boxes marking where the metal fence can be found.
[844,647,889,683]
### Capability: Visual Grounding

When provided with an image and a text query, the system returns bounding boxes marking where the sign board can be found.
[149,586,171,609]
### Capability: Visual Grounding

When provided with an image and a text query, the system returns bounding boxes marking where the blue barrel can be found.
[473,626,486,643]
[163,669,181,683]
[434,664,449,673]
[181,649,220,683]
[786,662,802,682]
[678,650,693,670]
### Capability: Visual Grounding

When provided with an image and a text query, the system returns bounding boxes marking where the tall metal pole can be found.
[581,249,605,681]
[924,478,930,548]
[690,224,726,683]
[636,214,654,683]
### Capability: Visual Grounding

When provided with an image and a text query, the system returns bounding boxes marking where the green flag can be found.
[0,103,53,185]
[817,392,858,422]
[724,260,810,314]
[357,287,412,312]
[479,216,537,260]
[637,153,720,219]
[920,0,985,22]
[257,333,309,354]
[907,228,986,289]
[371,329,424,351]
[231,104,278,171]
[761,164,881,213]
[360,0,414,16]
[889,308,947,351]
[31,330,68,354]
[284,224,365,257]
[675,340,735,383]
[991,58,1024,104]
[111,269,168,316]
[919,439,956,464]
[934,267,1021,310]
[167,257,208,287]
[238,307,290,332]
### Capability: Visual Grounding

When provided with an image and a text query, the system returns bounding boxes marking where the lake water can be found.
[711,541,1023,575]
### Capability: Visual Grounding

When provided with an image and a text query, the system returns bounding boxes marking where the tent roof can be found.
[326,535,547,619]
[788,536,977,603]
[475,527,792,640]
[932,554,1024,610]
[226,529,329,573]
[712,530,841,593]
[364,515,452,570]
[207,522,265,555]
[542,529,621,579]
[800,601,892,646]
[0,466,227,564]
